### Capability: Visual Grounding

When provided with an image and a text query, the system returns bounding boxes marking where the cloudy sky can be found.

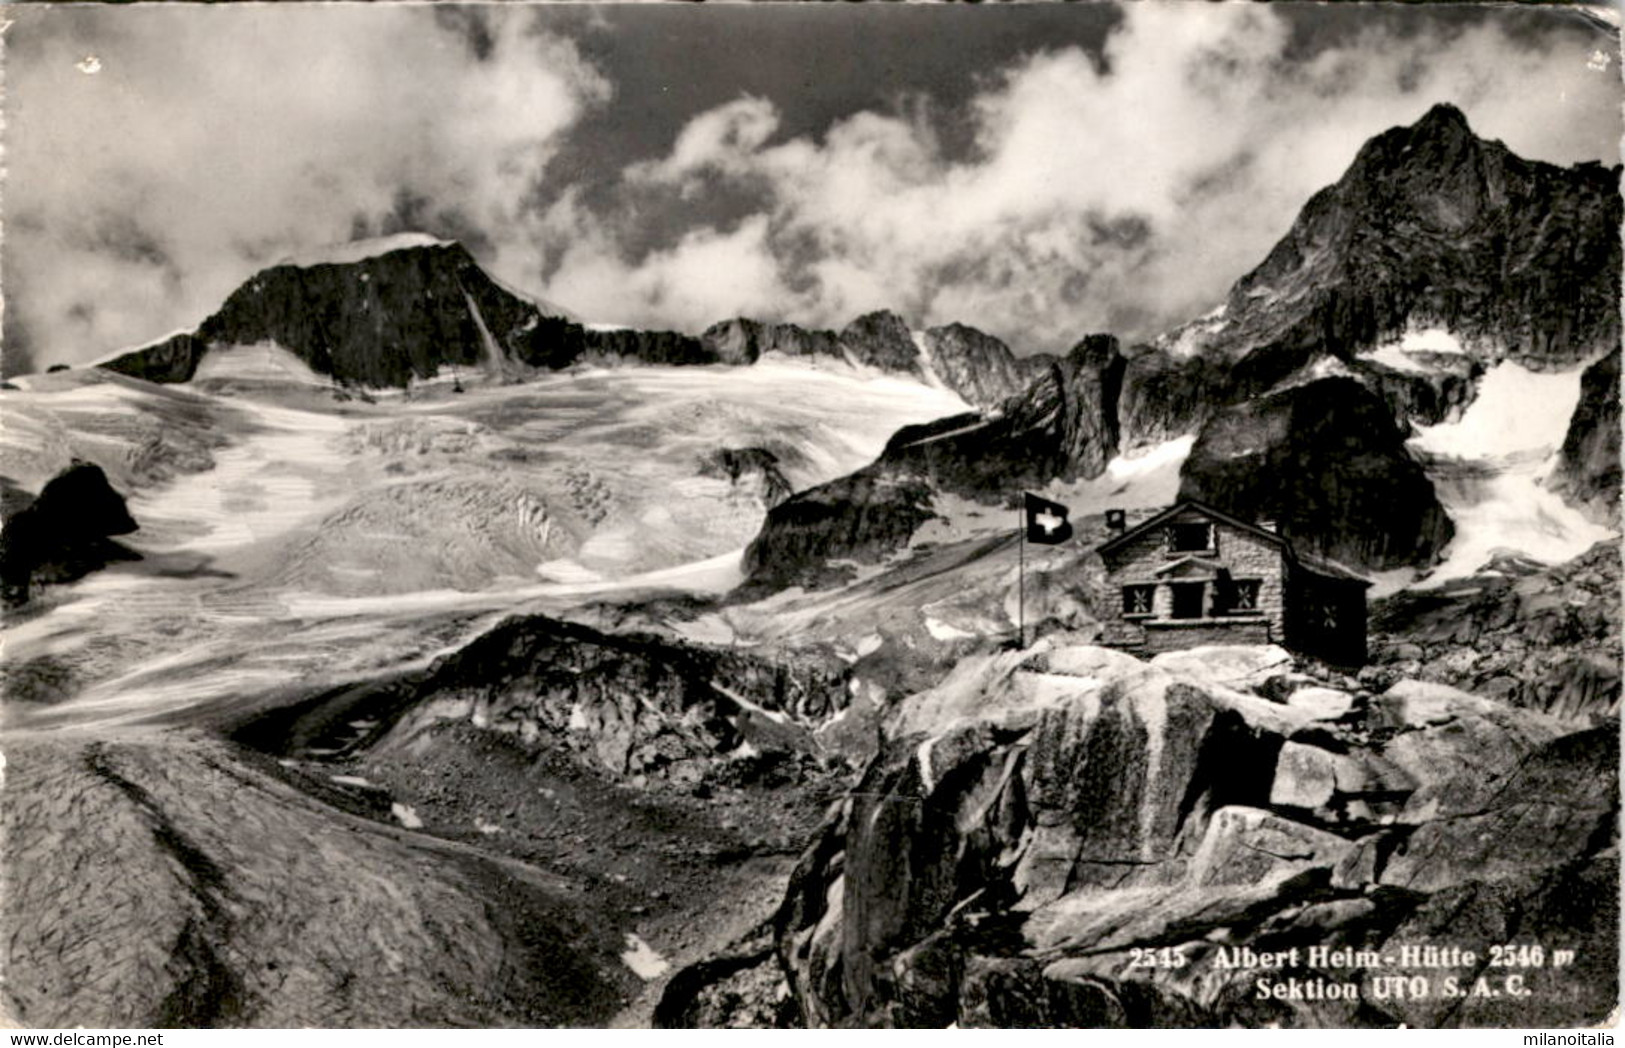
[4,2,1620,372]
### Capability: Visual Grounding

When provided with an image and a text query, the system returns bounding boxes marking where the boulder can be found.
[1284,687,1355,720]
[1381,727,1616,891]
[1149,645,1294,692]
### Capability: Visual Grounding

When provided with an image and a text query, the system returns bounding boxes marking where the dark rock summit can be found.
[839,311,922,376]
[101,240,711,388]
[918,323,1052,409]
[1224,102,1619,371]
[1,461,139,605]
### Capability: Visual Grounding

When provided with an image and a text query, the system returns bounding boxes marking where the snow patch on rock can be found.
[279,233,452,268]
[620,934,671,980]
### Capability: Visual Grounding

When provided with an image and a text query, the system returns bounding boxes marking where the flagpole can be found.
[1018,502,1025,649]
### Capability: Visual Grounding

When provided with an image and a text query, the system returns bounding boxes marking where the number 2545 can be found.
[1129,947,1189,969]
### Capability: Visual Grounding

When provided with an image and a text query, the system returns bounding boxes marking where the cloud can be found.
[537,3,1620,352]
[7,4,1618,369]
[5,6,608,369]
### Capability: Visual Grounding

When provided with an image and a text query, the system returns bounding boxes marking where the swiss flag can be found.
[1024,493,1073,545]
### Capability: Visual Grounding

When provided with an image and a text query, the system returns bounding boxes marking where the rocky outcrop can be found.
[699,448,795,508]
[768,642,1617,1028]
[1551,347,1621,523]
[1345,352,1484,428]
[1,461,139,605]
[100,332,212,384]
[1116,346,1238,446]
[700,318,843,365]
[918,323,1051,409]
[739,469,940,592]
[1368,541,1621,722]
[839,311,921,376]
[743,336,1125,590]
[1178,377,1452,571]
[233,614,850,791]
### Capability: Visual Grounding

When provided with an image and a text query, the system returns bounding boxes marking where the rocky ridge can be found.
[99,247,1037,409]
[233,613,852,792]
[741,336,1125,590]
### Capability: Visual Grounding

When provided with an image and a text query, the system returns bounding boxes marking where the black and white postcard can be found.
[1,1,1619,1032]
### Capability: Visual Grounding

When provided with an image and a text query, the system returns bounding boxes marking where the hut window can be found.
[1169,522,1214,553]
[1230,579,1261,612]
[1123,584,1155,616]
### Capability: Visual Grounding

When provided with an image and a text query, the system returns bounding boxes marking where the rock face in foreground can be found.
[1551,347,1621,523]
[1,461,139,604]
[1,735,636,1027]
[770,642,1618,1028]
[1178,377,1453,572]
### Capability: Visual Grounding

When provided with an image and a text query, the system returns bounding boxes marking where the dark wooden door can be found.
[1169,582,1205,619]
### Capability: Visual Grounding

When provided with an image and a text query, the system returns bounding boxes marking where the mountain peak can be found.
[1414,101,1472,136]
